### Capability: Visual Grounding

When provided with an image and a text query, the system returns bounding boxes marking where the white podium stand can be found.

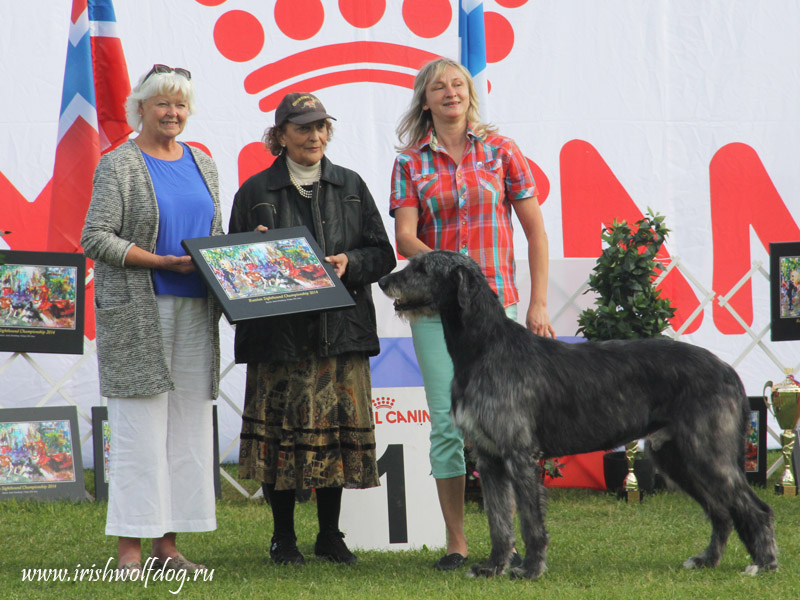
[340,386,446,551]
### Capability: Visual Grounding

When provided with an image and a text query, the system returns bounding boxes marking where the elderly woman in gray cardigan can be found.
[81,65,222,575]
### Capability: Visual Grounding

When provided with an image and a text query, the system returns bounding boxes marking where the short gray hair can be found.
[125,69,196,132]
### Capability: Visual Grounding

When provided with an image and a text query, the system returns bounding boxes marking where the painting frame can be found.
[91,406,110,501]
[212,404,221,500]
[182,227,355,323]
[0,405,85,501]
[794,426,800,488]
[745,396,767,487]
[0,249,85,354]
[769,241,800,341]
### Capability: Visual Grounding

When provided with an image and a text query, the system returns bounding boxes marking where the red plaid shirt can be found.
[390,126,538,307]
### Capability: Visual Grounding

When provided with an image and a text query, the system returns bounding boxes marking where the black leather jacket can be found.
[228,154,396,364]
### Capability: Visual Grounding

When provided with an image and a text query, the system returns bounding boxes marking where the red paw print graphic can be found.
[194,0,544,192]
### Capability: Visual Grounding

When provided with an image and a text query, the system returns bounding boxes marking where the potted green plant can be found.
[577,209,676,499]
[577,209,675,341]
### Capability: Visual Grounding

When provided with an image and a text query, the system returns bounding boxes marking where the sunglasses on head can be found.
[144,64,191,82]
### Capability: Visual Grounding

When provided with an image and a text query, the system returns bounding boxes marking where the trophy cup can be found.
[763,370,800,497]
[623,440,641,503]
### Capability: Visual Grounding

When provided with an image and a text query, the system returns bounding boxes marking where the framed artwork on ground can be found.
[91,406,110,501]
[0,405,85,501]
[0,250,85,354]
[745,396,767,487]
[182,227,354,324]
[212,405,221,499]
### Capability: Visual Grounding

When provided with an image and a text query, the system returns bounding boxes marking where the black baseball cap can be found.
[275,92,336,125]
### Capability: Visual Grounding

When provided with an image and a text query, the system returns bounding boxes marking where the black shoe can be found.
[509,552,523,568]
[314,530,357,565]
[433,553,467,571]
[269,535,305,565]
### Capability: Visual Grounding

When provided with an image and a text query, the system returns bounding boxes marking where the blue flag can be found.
[459,0,489,121]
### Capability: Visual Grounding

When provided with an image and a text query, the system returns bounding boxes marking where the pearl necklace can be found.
[287,162,321,199]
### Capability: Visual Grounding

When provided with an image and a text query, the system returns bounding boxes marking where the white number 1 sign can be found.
[340,387,446,551]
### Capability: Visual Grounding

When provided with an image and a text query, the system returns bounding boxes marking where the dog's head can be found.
[378,250,492,320]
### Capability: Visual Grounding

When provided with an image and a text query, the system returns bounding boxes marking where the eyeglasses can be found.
[143,64,192,82]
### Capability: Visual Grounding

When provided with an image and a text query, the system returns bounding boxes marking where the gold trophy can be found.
[623,440,641,503]
[763,370,800,497]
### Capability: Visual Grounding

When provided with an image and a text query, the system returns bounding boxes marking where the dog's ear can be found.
[456,266,480,315]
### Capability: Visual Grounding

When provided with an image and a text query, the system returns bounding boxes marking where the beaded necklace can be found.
[287,160,321,199]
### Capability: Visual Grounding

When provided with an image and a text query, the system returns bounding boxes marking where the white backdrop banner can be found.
[2,1,800,466]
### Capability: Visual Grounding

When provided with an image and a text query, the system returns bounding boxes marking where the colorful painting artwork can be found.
[745,410,760,472]
[744,397,767,487]
[779,255,800,319]
[770,243,800,342]
[0,419,76,484]
[183,228,355,323]
[102,419,111,484]
[0,262,78,329]
[199,236,334,301]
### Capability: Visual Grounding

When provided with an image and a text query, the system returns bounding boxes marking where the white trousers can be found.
[105,295,216,538]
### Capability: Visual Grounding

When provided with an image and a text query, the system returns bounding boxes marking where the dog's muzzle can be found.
[391,299,433,313]
[378,274,434,314]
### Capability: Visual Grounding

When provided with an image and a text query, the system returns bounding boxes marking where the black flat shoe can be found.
[270,535,305,565]
[433,553,467,571]
[314,530,357,565]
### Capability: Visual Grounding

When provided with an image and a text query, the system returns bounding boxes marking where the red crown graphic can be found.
[372,396,396,410]
[204,1,537,189]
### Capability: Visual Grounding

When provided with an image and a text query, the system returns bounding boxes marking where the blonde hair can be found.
[125,69,196,132]
[395,58,496,151]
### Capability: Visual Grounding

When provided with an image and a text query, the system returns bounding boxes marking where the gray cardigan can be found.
[81,140,224,398]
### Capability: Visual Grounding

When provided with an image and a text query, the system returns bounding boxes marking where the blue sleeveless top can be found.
[142,143,214,297]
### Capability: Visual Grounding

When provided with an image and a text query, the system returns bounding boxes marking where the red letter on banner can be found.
[0,173,51,250]
[710,143,800,334]
[560,140,701,334]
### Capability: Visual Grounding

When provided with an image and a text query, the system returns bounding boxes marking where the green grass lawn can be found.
[1,460,798,599]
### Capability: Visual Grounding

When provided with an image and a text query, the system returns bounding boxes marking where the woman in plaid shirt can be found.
[390,57,555,571]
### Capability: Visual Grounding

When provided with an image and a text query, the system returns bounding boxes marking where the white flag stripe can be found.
[462,0,482,13]
[68,8,90,46]
[56,94,99,143]
[90,19,119,38]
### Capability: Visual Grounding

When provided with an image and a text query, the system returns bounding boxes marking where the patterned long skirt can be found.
[238,352,380,491]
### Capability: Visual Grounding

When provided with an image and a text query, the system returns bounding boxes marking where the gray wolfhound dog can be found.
[378,250,777,580]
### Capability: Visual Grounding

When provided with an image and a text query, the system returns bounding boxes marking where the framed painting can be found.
[182,227,355,323]
[745,396,767,487]
[91,406,110,501]
[794,425,800,488]
[212,404,221,500]
[0,406,85,501]
[0,250,85,354]
[769,241,800,341]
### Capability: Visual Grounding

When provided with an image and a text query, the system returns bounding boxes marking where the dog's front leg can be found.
[507,452,548,580]
[469,451,516,578]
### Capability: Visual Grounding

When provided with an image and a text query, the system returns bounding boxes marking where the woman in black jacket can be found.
[230,92,396,566]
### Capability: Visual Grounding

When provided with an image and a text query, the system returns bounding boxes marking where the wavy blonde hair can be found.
[395,58,496,151]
